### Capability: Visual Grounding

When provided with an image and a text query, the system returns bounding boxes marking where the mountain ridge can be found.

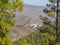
[24,4,46,8]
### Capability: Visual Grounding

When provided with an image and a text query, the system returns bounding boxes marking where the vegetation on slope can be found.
[13,23,60,45]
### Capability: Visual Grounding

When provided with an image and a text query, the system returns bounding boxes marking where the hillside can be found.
[8,4,49,41]
[15,4,47,25]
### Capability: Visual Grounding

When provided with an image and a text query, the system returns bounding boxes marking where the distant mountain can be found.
[24,4,46,9]
[15,4,47,25]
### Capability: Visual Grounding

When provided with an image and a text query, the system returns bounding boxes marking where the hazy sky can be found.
[23,0,50,6]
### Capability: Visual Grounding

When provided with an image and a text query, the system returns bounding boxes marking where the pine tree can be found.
[0,0,23,45]
[40,0,60,44]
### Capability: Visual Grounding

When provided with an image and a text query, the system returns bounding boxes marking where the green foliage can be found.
[0,35,12,45]
[43,8,51,13]
[55,43,60,45]
[14,37,28,45]
[14,24,60,45]
[13,0,24,11]
[40,0,60,45]
[49,0,57,3]
[40,15,47,20]
[0,0,23,45]
[48,12,55,17]
[13,19,60,45]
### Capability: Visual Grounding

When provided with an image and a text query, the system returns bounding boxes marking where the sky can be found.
[23,0,50,6]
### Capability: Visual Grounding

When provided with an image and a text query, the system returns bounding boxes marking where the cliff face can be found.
[8,4,46,41]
